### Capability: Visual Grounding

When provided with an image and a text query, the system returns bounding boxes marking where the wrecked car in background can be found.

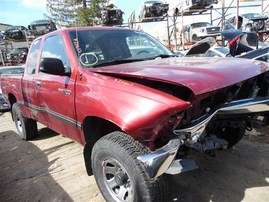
[178,0,218,15]
[184,30,268,60]
[1,27,269,202]
[183,22,220,42]
[139,0,169,21]
[6,47,28,63]
[100,4,124,25]
[28,19,57,36]
[3,25,28,40]
[224,13,268,32]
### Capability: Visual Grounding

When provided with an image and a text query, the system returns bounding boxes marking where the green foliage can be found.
[45,0,109,27]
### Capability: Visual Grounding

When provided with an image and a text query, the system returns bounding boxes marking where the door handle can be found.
[35,81,41,88]
[58,88,71,95]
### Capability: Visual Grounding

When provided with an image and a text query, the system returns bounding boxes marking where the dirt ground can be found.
[0,112,269,202]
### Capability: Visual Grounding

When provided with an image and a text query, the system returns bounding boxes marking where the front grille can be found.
[206,27,220,34]
[188,73,269,122]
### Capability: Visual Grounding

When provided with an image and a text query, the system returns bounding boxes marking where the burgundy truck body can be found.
[1,27,269,201]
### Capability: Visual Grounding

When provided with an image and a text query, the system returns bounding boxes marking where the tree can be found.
[45,0,109,27]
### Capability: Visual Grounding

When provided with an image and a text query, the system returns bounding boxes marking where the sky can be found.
[0,0,150,27]
[0,0,268,38]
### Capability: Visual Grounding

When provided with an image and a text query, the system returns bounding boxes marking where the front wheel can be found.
[245,24,253,32]
[209,120,246,148]
[91,131,166,202]
[192,34,199,42]
[12,103,38,140]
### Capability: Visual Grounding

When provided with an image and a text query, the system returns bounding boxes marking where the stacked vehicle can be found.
[139,0,169,22]
[28,19,57,37]
[183,22,221,42]
[100,4,124,26]
[0,19,57,65]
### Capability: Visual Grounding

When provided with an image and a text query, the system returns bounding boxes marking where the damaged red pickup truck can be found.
[1,27,269,201]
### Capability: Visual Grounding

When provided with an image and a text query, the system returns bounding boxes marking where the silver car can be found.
[139,0,169,22]
[184,22,220,42]
[224,13,268,32]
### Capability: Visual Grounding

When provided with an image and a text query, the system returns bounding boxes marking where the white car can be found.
[183,22,220,42]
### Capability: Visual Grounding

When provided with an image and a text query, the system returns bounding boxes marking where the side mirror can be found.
[40,58,70,76]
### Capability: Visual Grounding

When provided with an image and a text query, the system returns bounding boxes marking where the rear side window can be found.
[26,39,41,74]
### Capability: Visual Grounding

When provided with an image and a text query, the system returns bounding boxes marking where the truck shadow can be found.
[166,138,269,201]
[1,125,268,202]
[0,130,73,202]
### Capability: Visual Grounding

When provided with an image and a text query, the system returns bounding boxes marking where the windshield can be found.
[242,13,266,19]
[32,20,50,25]
[69,29,173,68]
[191,22,211,28]
[6,26,21,31]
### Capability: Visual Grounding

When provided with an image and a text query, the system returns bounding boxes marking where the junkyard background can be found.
[2,0,269,65]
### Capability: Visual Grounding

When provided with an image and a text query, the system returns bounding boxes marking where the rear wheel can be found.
[91,131,166,202]
[12,103,38,140]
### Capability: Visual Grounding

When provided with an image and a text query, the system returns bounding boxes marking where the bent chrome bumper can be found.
[174,96,269,137]
[138,96,269,179]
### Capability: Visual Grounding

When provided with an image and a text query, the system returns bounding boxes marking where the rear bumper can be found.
[0,94,11,112]
[138,96,269,178]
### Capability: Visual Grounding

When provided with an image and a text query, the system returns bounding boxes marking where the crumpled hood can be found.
[91,57,269,95]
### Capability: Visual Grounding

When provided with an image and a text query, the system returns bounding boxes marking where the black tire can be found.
[212,126,245,148]
[192,34,199,42]
[91,131,166,202]
[12,103,38,140]
[245,24,253,32]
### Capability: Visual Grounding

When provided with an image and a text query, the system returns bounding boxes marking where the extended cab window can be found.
[27,39,41,74]
[40,35,70,72]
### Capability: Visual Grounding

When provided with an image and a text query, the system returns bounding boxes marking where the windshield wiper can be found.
[93,59,144,68]
[151,54,177,59]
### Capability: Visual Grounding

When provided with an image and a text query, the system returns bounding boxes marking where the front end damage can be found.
[136,68,269,179]
[138,96,269,178]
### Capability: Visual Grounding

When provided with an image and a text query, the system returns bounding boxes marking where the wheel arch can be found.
[82,116,122,176]
[8,93,17,120]
[8,93,17,107]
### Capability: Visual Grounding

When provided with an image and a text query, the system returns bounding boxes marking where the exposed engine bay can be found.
[119,71,269,152]
[136,71,269,179]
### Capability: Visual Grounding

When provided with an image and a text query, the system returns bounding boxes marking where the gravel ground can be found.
[0,112,268,202]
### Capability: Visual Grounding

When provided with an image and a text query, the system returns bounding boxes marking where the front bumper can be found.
[196,32,220,38]
[138,96,269,178]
